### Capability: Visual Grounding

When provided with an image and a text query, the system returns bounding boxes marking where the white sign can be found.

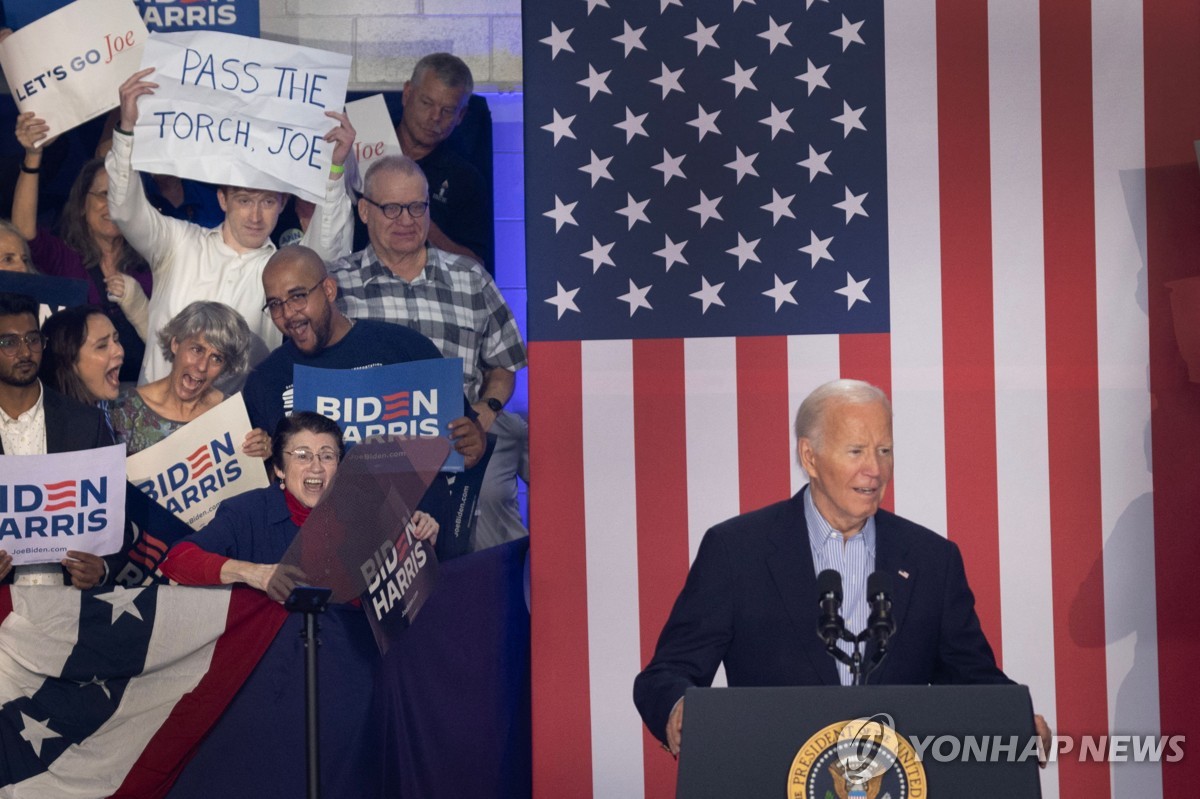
[344,94,402,193]
[125,393,269,529]
[131,30,351,204]
[0,444,127,566]
[0,0,149,140]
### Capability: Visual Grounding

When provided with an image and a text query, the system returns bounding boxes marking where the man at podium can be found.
[634,379,1048,757]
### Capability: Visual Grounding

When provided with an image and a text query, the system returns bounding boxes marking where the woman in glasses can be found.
[109,300,264,456]
[159,411,437,599]
[12,114,151,382]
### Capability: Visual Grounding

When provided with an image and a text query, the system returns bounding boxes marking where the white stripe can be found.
[0,587,230,798]
[786,334,841,495]
[684,338,742,564]
[580,341,644,799]
[985,5,1060,799]
[1091,2,1162,797]
[883,0,948,533]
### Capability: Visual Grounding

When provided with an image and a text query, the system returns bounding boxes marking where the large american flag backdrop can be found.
[522,1,1199,798]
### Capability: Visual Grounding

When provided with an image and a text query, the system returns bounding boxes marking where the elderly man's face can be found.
[400,71,469,153]
[799,400,894,536]
[359,169,430,265]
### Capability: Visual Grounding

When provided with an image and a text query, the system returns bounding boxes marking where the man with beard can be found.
[242,245,483,469]
[0,292,114,587]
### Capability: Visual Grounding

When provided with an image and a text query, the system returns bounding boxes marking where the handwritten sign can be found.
[344,94,402,193]
[0,0,149,139]
[125,393,269,529]
[131,30,351,204]
[292,358,465,471]
[0,444,127,566]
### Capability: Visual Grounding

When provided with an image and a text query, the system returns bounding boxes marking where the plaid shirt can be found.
[329,245,528,403]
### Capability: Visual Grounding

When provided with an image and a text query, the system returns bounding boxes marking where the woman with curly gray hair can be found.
[110,300,268,456]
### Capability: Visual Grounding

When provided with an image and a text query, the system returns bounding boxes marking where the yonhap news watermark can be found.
[908,732,1185,764]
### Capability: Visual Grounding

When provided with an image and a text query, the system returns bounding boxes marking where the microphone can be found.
[866,571,896,648]
[816,569,845,648]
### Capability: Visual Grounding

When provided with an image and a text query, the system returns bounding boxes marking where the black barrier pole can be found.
[287,587,333,799]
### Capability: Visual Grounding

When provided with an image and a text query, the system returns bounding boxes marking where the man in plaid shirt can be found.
[329,155,528,550]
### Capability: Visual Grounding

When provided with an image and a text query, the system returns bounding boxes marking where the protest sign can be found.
[281,436,447,613]
[0,0,149,139]
[125,393,268,529]
[0,443,127,566]
[292,358,466,471]
[344,94,402,193]
[131,31,351,204]
[2,0,258,35]
[0,271,89,324]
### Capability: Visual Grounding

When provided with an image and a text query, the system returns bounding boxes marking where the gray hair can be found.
[411,52,474,96]
[157,301,252,378]
[363,154,429,199]
[794,379,892,452]
[0,219,36,273]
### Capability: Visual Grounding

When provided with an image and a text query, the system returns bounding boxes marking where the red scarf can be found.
[284,488,313,527]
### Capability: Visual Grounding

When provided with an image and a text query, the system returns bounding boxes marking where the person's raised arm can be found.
[301,110,355,260]
[106,68,179,271]
[12,112,54,241]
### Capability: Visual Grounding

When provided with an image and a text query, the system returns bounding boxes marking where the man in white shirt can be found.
[106,67,356,384]
[0,293,114,587]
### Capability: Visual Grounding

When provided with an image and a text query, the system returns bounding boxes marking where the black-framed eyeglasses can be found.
[361,196,429,220]
[262,280,325,316]
[284,447,340,466]
[0,332,46,356]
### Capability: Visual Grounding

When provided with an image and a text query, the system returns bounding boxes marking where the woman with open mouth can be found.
[39,305,126,433]
[109,300,265,457]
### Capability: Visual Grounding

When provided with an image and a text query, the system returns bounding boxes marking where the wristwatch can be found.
[485,397,504,414]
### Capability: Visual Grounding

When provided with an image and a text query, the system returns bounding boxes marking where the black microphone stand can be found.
[286,586,333,799]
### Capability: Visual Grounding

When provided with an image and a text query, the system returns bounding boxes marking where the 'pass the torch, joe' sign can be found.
[131,30,351,204]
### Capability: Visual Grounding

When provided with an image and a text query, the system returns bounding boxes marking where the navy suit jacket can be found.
[0,384,111,455]
[1,384,116,585]
[633,488,1011,745]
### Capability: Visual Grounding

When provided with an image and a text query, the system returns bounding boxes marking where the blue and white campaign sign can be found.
[292,359,465,471]
[2,0,259,36]
[125,393,268,529]
[0,271,89,324]
[0,0,149,139]
[0,443,127,566]
[131,31,351,204]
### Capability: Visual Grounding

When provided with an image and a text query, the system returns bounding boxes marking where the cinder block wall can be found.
[260,0,523,92]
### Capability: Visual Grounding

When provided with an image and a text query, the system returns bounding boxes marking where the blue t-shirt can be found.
[243,318,445,435]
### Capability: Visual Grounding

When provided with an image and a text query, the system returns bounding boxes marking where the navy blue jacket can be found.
[633,488,1011,745]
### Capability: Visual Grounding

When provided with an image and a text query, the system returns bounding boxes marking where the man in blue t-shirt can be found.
[243,245,483,469]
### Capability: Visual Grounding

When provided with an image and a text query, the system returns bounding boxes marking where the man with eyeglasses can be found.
[329,155,528,552]
[0,292,116,588]
[243,245,484,469]
[105,68,357,385]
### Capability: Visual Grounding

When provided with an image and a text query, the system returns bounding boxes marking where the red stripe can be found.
[116,588,286,798]
[935,0,1003,664]
[631,339,689,798]
[735,336,792,513]
[0,586,11,624]
[839,333,894,512]
[1144,1,1200,795]
[528,341,594,799]
[1039,3,1112,796]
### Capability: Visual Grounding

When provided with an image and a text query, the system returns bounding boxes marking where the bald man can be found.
[242,245,482,468]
